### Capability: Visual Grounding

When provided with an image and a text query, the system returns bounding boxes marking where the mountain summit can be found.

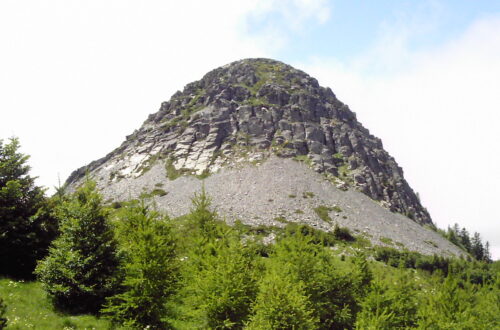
[66,58,460,256]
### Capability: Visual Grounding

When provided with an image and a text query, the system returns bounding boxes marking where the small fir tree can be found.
[102,202,179,328]
[247,266,318,330]
[35,180,120,313]
[178,188,259,328]
[186,237,259,329]
[257,231,361,329]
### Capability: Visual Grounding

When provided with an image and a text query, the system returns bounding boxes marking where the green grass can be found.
[302,191,315,199]
[0,278,115,329]
[380,236,394,245]
[274,216,289,224]
[424,240,438,248]
[314,205,334,223]
[332,205,342,213]
[293,155,313,167]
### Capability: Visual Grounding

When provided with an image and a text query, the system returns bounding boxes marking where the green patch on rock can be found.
[380,237,394,246]
[303,191,315,199]
[314,205,334,223]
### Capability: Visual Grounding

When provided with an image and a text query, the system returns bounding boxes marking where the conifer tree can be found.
[0,138,56,278]
[471,232,485,261]
[102,202,179,328]
[255,232,360,329]
[179,188,259,328]
[247,265,317,330]
[35,180,120,313]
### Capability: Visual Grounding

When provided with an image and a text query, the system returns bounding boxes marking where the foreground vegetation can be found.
[1,137,499,329]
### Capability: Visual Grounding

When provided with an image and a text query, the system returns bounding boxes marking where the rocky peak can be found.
[66,58,431,224]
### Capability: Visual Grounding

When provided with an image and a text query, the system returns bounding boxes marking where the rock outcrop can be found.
[67,58,430,224]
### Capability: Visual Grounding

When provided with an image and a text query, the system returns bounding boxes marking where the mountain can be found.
[66,58,462,256]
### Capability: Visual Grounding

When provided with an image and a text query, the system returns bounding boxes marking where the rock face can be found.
[67,58,430,224]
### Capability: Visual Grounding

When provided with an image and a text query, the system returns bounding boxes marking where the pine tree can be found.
[0,137,56,278]
[471,232,485,261]
[186,237,259,328]
[459,227,472,252]
[258,232,360,329]
[247,266,318,330]
[103,202,179,328]
[178,188,259,328]
[35,180,120,313]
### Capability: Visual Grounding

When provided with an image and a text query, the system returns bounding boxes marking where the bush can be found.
[103,202,179,328]
[284,223,337,247]
[35,180,120,313]
[333,224,355,241]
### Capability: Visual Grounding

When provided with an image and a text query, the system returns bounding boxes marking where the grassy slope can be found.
[0,278,113,329]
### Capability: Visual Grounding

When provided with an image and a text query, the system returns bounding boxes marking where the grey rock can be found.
[66,58,433,237]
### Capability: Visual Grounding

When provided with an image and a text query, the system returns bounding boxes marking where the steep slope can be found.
[65,58,460,256]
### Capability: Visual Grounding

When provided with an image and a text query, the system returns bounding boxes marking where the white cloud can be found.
[0,0,330,191]
[300,15,500,258]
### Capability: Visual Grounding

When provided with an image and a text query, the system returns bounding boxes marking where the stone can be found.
[65,58,432,225]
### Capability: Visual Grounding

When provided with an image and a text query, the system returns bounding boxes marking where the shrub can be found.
[314,205,333,223]
[333,224,355,241]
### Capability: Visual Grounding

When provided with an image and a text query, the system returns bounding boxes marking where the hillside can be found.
[66,58,458,256]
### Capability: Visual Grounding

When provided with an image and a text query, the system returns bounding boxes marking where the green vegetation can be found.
[303,191,315,198]
[439,223,492,262]
[424,240,438,248]
[274,216,289,224]
[0,278,113,329]
[314,205,334,223]
[0,141,498,328]
[380,236,394,245]
[333,224,355,242]
[161,87,206,130]
[0,297,6,329]
[165,157,184,180]
[293,154,313,166]
[0,138,57,279]
[165,157,212,181]
[35,180,120,314]
[139,187,168,199]
[333,152,344,160]
[103,202,179,328]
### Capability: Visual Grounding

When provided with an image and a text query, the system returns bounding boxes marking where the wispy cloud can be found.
[300,14,500,258]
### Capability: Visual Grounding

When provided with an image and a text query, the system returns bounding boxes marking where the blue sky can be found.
[1,0,499,258]
[258,1,500,64]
